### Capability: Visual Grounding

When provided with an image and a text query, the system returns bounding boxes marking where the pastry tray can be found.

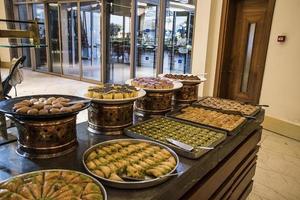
[166,105,247,136]
[124,117,227,159]
[82,138,179,189]
[193,97,261,117]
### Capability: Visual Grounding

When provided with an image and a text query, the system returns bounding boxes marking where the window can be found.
[163,0,195,74]
[106,0,131,83]
[32,4,47,71]
[80,2,101,81]
[11,0,197,83]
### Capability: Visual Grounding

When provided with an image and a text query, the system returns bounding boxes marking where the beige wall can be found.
[260,0,300,125]
[193,0,300,126]
[0,0,11,62]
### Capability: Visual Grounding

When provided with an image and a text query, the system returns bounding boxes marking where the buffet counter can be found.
[0,110,264,200]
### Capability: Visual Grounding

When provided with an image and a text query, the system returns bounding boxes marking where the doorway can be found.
[214,0,276,104]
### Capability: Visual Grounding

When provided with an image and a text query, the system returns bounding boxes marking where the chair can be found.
[2,56,26,98]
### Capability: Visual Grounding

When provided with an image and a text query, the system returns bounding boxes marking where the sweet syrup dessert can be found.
[86,84,139,100]
[127,118,225,153]
[163,74,200,81]
[175,107,246,132]
[131,77,174,89]
[85,141,177,181]
[196,97,259,116]
[13,97,84,115]
[0,170,104,200]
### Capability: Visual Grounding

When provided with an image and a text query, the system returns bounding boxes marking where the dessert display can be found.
[131,77,174,89]
[163,74,201,81]
[12,97,84,115]
[0,170,105,200]
[84,140,177,183]
[195,97,259,116]
[85,84,139,100]
[125,118,226,158]
[173,107,246,132]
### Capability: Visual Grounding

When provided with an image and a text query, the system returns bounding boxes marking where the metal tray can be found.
[126,79,183,92]
[158,73,206,84]
[82,138,180,189]
[0,169,107,200]
[0,94,90,120]
[166,105,247,136]
[193,97,261,117]
[124,117,227,159]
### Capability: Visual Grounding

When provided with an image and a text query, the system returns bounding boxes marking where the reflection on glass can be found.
[18,4,31,68]
[241,23,256,93]
[61,3,79,77]
[136,1,159,77]
[49,3,61,73]
[32,4,47,71]
[107,0,131,83]
[80,2,101,81]
[163,0,195,74]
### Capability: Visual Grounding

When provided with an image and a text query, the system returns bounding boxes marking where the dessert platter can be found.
[159,73,206,83]
[85,84,146,134]
[125,117,226,159]
[85,83,146,104]
[126,77,182,115]
[0,169,107,200]
[126,77,183,92]
[0,95,90,158]
[194,97,260,116]
[83,139,179,189]
[167,106,247,135]
[0,95,89,120]
[158,74,206,105]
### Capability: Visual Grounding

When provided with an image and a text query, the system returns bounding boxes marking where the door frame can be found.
[213,0,276,102]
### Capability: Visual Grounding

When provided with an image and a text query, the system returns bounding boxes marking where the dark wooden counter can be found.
[0,110,264,200]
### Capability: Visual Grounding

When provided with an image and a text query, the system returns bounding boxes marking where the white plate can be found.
[84,89,146,104]
[158,73,207,83]
[125,79,183,92]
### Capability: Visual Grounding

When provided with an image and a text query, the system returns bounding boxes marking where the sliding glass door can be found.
[106,0,131,83]
[60,2,80,77]
[135,0,159,77]
[80,2,101,81]
[48,3,62,74]
[163,0,195,74]
[32,4,47,72]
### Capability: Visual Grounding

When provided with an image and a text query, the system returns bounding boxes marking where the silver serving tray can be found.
[82,138,180,189]
[0,169,107,200]
[124,117,227,159]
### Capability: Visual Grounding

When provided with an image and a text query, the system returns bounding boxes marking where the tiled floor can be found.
[2,69,300,200]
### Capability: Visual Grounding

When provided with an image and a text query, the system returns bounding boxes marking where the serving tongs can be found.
[67,99,91,105]
[120,171,184,181]
[166,138,214,152]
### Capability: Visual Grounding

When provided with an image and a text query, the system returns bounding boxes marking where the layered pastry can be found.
[131,77,174,89]
[195,97,259,116]
[163,74,200,81]
[175,107,246,132]
[127,118,225,153]
[85,84,139,100]
[85,140,177,181]
[13,97,84,115]
[0,170,104,200]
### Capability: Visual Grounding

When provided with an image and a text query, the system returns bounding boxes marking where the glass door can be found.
[17,4,31,68]
[48,3,61,74]
[32,4,47,72]
[135,0,159,77]
[80,2,101,81]
[163,0,195,74]
[60,2,80,78]
[106,0,131,83]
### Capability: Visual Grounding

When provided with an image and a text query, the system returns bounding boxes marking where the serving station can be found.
[0,75,266,200]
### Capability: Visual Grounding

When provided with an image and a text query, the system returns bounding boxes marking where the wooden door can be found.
[215,0,275,104]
